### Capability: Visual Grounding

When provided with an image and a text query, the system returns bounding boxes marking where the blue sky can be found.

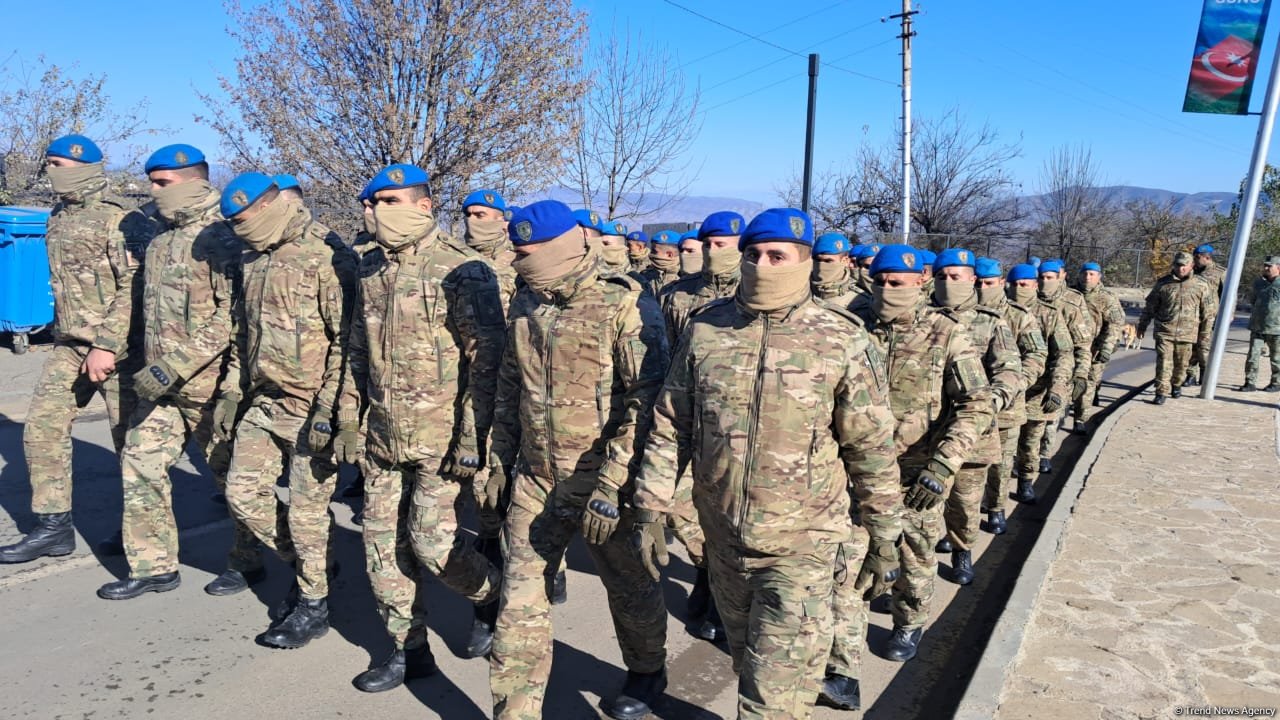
[4,1,1275,203]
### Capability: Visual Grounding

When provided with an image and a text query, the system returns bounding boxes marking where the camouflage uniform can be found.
[853,296,991,632]
[1186,261,1225,383]
[633,265,681,299]
[1038,284,1093,458]
[1138,273,1216,396]
[223,206,358,600]
[488,258,669,720]
[810,269,865,309]
[24,186,156,515]
[345,223,506,650]
[1075,283,1125,417]
[981,295,1046,513]
[1016,293,1074,481]
[119,186,259,578]
[635,294,901,720]
[1245,275,1280,386]
[935,296,1022,552]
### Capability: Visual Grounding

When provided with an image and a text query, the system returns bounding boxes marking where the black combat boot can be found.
[1171,386,1182,399]
[1239,382,1258,392]
[97,572,181,600]
[551,568,568,605]
[698,598,724,642]
[687,567,712,619]
[463,599,499,659]
[817,670,861,711]
[935,538,953,553]
[951,550,974,586]
[1153,394,1167,405]
[1184,375,1199,387]
[474,535,504,569]
[204,567,266,596]
[1014,478,1037,505]
[1039,457,1052,474]
[884,626,923,662]
[262,597,330,649]
[981,509,1007,535]
[1266,381,1280,392]
[353,644,437,693]
[600,668,667,720]
[1071,418,1090,436]
[0,512,75,564]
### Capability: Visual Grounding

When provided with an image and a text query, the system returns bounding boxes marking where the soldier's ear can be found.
[417,195,434,214]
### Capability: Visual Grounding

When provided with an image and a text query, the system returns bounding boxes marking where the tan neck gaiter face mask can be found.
[152,179,216,224]
[628,247,649,263]
[872,284,922,323]
[705,244,742,276]
[375,204,435,251]
[601,242,630,271]
[977,284,1005,307]
[934,277,976,308]
[680,250,704,275]
[651,252,679,273]
[1011,285,1037,305]
[48,161,107,200]
[812,260,847,286]
[233,198,297,252]
[362,210,376,235]
[738,259,811,313]
[1039,277,1062,298]
[465,217,508,255]
[511,229,588,293]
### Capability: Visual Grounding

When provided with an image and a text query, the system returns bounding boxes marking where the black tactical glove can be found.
[134,358,181,403]
[307,405,334,453]
[582,486,621,545]
[903,461,949,512]
[1071,377,1088,402]
[855,534,902,600]
[1042,392,1064,414]
[333,424,360,464]
[632,510,669,581]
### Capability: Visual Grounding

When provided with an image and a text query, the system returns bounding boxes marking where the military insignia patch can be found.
[730,218,741,233]
[789,216,805,239]
[484,192,495,205]
[616,223,627,234]
[504,209,513,221]
[903,253,917,269]
[515,220,533,243]
[232,190,249,208]
[959,250,969,263]
[69,144,84,159]
[388,168,405,185]
[590,211,600,226]
[174,150,188,165]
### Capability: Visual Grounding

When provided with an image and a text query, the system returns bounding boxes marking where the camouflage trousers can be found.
[1017,420,1051,481]
[891,476,944,630]
[1038,412,1059,462]
[361,452,501,649]
[668,464,705,567]
[120,395,260,578]
[1073,359,1108,422]
[225,396,337,599]
[23,342,137,514]
[707,541,837,719]
[942,464,989,552]
[1245,333,1280,386]
[983,426,1018,513]
[490,472,666,720]
[826,524,870,680]
[1154,338,1195,396]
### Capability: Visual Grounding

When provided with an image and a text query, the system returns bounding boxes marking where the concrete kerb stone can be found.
[953,383,1150,720]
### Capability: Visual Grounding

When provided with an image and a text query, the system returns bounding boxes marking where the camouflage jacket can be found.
[488,258,669,495]
[140,187,241,403]
[44,188,158,354]
[939,296,1023,465]
[472,243,519,313]
[854,296,993,477]
[229,205,358,420]
[630,254,652,275]
[634,294,902,556]
[1138,274,1216,344]
[1249,276,1280,335]
[1042,285,1093,381]
[659,269,740,352]
[346,226,506,465]
[1196,261,1226,304]
[811,270,861,305]
[632,266,681,299]
[1022,294,1075,421]
[1080,284,1126,360]
[987,295,1047,429]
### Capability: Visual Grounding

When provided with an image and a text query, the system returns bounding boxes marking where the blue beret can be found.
[869,244,924,275]
[739,208,814,250]
[1008,263,1038,282]
[504,204,521,221]
[626,230,649,244]
[1029,256,1042,268]
[509,200,578,246]
[1039,259,1064,275]
[1195,244,1213,255]
[698,211,747,240]
[46,134,103,163]
[463,189,506,212]
[602,220,628,236]
[273,174,300,192]
[145,144,206,172]
[814,232,850,256]
[680,230,700,243]
[1082,261,1102,273]
[975,257,1002,279]
[652,229,681,246]
[358,179,374,202]
[851,243,866,258]
[366,163,429,195]
[935,248,976,269]
[220,172,277,219]
[856,243,882,260]
[920,249,937,267]
[572,209,603,231]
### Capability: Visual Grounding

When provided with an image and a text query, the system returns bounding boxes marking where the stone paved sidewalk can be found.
[996,344,1280,719]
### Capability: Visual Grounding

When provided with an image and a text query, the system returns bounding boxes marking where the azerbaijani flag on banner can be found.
[1184,0,1273,115]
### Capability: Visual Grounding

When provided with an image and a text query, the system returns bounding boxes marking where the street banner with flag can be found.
[1184,0,1274,115]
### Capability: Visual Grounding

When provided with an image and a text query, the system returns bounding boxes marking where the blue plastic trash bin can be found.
[0,206,54,354]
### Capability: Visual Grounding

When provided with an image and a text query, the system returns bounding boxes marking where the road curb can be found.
[953,384,1148,720]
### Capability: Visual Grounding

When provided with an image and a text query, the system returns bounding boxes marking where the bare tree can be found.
[199,0,587,226]
[566,28,701,219]
[1031,144,1117,265]
[1121,197,1204,283]
[0,55,155,204]
[779,142,900,237]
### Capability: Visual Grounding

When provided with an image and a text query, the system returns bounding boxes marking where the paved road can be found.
[0,318,1161,720]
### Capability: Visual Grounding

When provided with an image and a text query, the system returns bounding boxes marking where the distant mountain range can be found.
[1020,185,1238,218]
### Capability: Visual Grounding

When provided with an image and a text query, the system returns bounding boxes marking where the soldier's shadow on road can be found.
[543,639,722,720]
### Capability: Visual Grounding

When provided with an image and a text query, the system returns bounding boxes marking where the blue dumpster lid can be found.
[0,206,52,225]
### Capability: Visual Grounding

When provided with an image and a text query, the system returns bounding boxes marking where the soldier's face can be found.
[937,267,975,282]
[814,253,850,268]
[373,187,433,214]
[679,239,701,256]
[652,245,679,261]
[362,199,373,216]
[465,205,504,222]
[148,169,191,191]
[627,240,648,254]
[1264,264,1279,280]
[601,234,625,247]
[1173,263,1192,278]
[1084,270,1101,287]
[873,271,924,288]
[745,242,805,267]
[45,156,85,170]
[859,258,874,270]
[707,236,738,251]
[1195,253,1211,269]
[1013,279,1038,290]
[583,227,602,239]
[979,277,1005,290]
[235,192,276,222]
[1039,271,1062,283]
